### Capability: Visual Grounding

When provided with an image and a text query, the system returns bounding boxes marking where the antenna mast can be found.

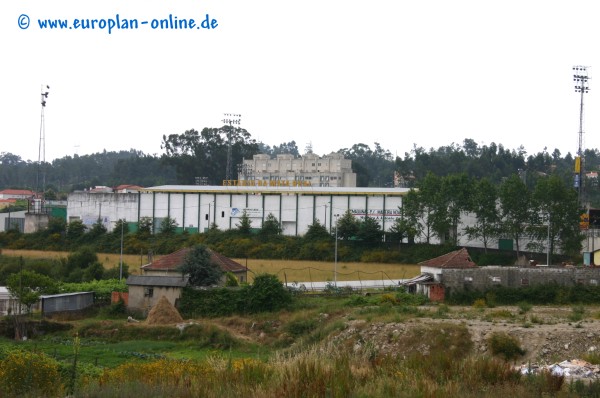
[573,66,590,208]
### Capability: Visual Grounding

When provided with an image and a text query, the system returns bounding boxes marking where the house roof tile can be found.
[142,247,248,274]
[418,248,477,269]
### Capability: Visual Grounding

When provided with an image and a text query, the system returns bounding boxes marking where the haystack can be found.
[146,295,184,325]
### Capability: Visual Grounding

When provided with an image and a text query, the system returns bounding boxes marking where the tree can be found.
[356,216,383,245]
[336,210,359,241]
[236,210,252,235]
[464,178,500,252]
[260,213,282,238]
[161,126,259,184]
[137,216,153,237]
[499,174,531,259]
[389,206,418,245]
[303,220,331,242]
[439,173,472,245]
[6,270,58,314]
[415,173,443,243]
[159,216,178,235]
[178,245,223,287]
[66,219,86,242]
[530,175,582,261]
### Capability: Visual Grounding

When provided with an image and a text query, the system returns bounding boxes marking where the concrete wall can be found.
[68,192,140,231]
[24,213,49,233]
[441,266,600,293]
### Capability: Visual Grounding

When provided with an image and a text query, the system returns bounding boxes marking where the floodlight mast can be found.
[222,113,241,183]
[37,85,50,199]
[573,66,590,208]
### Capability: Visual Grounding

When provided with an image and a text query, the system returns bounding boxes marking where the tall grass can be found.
[69,343,574,398]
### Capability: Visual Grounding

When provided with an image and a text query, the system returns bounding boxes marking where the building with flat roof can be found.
[67,184,408,236]
[238,153,356,187]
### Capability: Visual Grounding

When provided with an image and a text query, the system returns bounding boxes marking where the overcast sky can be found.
[1,1,598,163]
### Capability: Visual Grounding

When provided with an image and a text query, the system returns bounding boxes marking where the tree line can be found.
[2,130,599,205]
[389,172,581,263]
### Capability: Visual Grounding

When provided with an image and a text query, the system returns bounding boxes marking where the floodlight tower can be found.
[37,85,50,199]
[222,113,241,183]
[573,66,590,207]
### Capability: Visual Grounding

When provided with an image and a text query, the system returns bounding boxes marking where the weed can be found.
[488,332,525,361]
[517,301,532,314]
[569,305,586,322]
[472,298,486,309]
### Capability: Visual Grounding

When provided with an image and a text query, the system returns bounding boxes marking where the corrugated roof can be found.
[142,247,248,274]
[126,275,189,287]
[418,248,477,269]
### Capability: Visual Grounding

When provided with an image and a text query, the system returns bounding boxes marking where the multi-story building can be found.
[238,153,357,187]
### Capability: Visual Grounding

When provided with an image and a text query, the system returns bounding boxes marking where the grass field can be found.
[1,249,420,282]
[240,259,420,283]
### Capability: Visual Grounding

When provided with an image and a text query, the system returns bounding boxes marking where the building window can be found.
[491,276,501,283]
[521,278,529,286]
[144,287,154,297]
[464,277,473,283]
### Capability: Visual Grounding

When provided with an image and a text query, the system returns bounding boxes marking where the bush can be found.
[243,273,292,313]
[0,349,64,397]
[518,301,532,314]
[488,332,525,361]
[285,318,318,337]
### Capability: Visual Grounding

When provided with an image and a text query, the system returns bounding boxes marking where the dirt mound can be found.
[146,296,184,325]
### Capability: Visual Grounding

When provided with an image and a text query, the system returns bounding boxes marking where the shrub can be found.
[488,332,525,361]
[285,318,318,337]
[518,301,532,314]
[570,305,586,322]
[472,298,486,309]
[243,273,292,314]
[0,349,63,397]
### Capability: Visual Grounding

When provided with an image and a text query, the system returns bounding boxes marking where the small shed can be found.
[40,292,94,317]
[0,287,19,316]
[126,275,189,313]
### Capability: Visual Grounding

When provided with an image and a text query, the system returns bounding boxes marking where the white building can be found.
[67,185,408,235]
[238,153,357,187]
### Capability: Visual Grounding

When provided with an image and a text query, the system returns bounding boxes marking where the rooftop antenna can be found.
[37,85,50,199]
[573,66,590,208]
[222,113,241,183]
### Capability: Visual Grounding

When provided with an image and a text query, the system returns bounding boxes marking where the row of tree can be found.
[3,130,600,206]
[389,173,581,263]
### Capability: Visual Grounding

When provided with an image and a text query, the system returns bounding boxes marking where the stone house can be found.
[126,247,249,313]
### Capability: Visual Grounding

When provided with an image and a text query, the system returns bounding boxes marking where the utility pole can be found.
[222,113,241,183]
[120,220,124,281]
[334,214,339,287]
[573,66,590,208]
